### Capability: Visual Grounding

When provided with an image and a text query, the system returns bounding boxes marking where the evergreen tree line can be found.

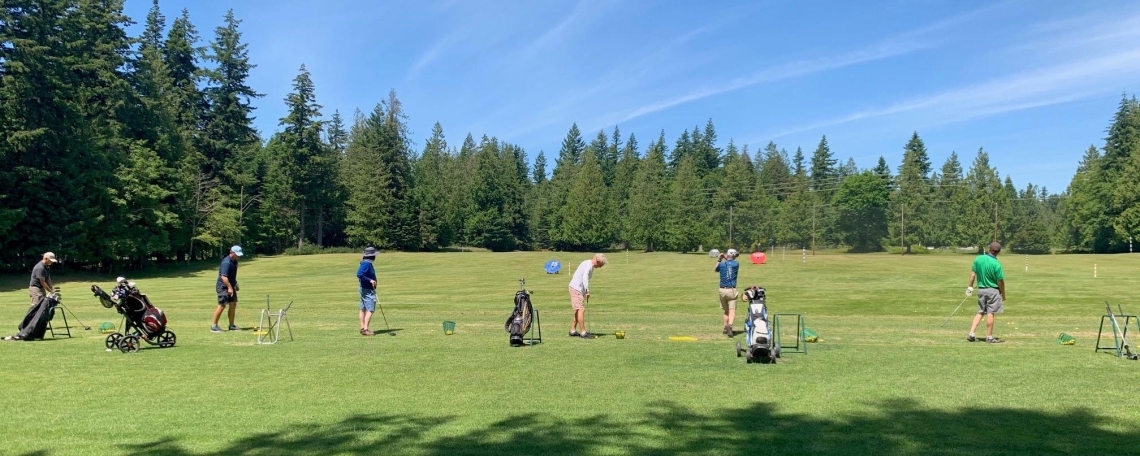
[2,2,1137,270]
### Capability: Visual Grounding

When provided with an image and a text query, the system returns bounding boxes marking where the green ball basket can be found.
[442,321,456,335]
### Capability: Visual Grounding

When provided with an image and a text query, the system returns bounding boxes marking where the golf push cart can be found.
[92,281,176,353]
[736,286,780,364]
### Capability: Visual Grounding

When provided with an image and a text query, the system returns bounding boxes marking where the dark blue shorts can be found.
[217,285,237,305]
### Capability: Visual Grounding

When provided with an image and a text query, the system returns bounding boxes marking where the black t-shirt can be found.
[29,261,49,289]
[217,255,238,290]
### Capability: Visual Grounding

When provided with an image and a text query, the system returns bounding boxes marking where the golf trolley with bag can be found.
[736,286,780,364]
[92,283,176,353]
[505,278,542,347]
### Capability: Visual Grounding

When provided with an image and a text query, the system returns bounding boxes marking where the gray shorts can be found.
[977,288,1003,314]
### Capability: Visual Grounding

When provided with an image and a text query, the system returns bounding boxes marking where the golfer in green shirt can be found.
[965,241,1006,343]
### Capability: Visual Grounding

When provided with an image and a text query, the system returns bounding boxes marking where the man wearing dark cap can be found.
[966,241,1006,343]
[356,247,379,336]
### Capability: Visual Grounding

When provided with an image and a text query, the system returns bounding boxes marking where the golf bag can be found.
[504,289,534,347]
[10,293,60,340]
[737,286,779,364]
[92,284,176,353]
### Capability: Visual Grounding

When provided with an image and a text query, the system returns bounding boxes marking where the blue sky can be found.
[124,0,1140,192]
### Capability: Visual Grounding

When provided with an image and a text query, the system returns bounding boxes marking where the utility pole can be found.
[811,204,817,255]
[729,205,734,249]
[901,202,906,254]
[993,202,999,242]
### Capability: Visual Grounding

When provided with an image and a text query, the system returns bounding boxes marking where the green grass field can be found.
[2,251,1138,455]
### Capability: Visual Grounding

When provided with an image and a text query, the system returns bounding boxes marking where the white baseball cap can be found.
[43,252,58,263]
[726,249,739,258]
[231,245,244,257]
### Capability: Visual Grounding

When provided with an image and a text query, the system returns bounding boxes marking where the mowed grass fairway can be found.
[2,252,1139,455]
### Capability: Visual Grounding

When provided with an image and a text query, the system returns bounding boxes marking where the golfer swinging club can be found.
[569,253,607,339]
[966,241,1006,343]
[716,248,740,337]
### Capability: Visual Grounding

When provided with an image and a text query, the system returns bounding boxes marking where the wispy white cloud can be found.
[500,22,721,139]
[591,2,1011,127]
[614,39,930,125]
[757,13,1140,141]
[406,32,461,80]
[522,0,595,54]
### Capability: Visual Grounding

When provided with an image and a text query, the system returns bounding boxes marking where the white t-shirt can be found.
[569,260,594,294]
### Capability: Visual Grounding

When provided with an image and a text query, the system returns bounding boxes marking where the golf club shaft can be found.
[377,301,391,332]
[60,303,91,329]
[940,295,971,327]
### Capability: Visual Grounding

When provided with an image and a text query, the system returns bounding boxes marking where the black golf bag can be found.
[737,286,779,364]
[11,293,60,340]
[92,284,176,353]
[504,289,534,347]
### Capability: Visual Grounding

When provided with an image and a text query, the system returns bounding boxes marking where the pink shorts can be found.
[569,287,586,310]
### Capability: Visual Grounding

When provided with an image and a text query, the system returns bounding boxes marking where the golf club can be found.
[376,300,396,336]
[940,294,971,327]
[584,295,595,339]
[1111,303,1138,360]
[58,302,92,331]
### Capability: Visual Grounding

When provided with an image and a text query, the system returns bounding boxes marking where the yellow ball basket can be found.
[615,331,626,339]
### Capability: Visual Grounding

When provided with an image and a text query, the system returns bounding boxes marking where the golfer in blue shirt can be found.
[715,249,741,337]
[356,247,378,336]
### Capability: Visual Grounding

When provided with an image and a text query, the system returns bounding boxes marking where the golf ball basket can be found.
[92,284,175,353]
[736,286,780,364]
[443,320,456,335]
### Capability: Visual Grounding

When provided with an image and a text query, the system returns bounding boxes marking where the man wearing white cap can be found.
[211,246,243,332]
[715,249,741,336]
[28,252,58,306]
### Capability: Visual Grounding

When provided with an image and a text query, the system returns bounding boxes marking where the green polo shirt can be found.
[972,254,1004,289]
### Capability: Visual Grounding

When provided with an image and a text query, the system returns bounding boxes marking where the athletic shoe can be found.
[569,331,580,337]
[966,335,976,342]
[986,337,1004,344]
[210,325,223,333]
[228,325,241,331]
[361,329,375,336]
[722,325,730,335]
[726,326,734,337]
[580,332,596,339]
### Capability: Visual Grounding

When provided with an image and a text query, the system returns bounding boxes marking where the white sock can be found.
[969,333,975,337]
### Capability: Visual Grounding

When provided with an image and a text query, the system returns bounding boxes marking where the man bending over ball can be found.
[569,253,607,339]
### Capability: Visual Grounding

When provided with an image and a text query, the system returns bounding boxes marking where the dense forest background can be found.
[2,1,1139,270]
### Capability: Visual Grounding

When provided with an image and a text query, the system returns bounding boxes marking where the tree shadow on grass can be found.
[108,399,1136,456]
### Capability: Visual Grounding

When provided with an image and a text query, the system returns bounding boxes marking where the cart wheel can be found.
[119,334,140,353]
[105,333,123,350]
[736,341,742,357]
[774,343,781,358]
[158,330,176,348]
[770,355,777,364]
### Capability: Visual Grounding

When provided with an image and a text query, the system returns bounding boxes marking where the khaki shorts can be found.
[29,286,45,307]
[569,287,586,310]
[977,288,1003,314]
[719,288,738,312]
